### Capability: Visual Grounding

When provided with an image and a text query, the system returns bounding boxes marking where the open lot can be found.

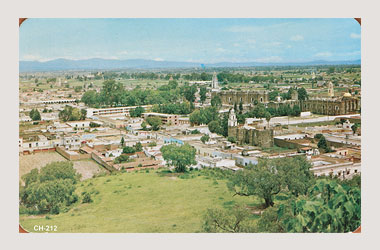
[19,152,105,182]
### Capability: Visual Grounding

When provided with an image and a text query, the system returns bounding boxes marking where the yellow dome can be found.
[343,92,352,97]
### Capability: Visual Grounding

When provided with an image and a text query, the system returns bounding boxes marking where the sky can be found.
[19,18,361,63]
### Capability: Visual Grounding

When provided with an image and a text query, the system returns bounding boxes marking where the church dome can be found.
[343,92,352,97]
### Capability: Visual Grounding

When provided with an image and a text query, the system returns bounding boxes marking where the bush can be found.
[227,136,236,143]
[82,192,93,204]
[315,133,323,139]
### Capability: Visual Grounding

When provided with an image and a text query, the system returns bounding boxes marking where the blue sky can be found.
[19,18,361,63]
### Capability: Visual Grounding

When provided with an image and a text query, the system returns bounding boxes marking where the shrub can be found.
[82,192,93,204]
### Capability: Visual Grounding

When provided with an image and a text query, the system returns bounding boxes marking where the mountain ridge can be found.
[19,58,361,72]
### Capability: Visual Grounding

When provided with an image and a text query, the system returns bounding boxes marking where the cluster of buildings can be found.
[19,71,361,180]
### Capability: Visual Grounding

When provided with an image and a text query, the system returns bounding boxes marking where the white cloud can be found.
[314,52,332,57]
[255,56,283,63]
[290,35,304,41]
[350,33,361,39]
[233,43,240,47]
[119,51,129,55]
[153,58,164,61]
[21,54,43,61]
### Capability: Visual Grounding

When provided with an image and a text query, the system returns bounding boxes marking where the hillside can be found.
[19,170,257,233]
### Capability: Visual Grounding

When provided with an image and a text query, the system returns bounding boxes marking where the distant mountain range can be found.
[19,58,361,72]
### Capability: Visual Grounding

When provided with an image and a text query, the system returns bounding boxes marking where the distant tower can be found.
[311,71,316,80]
[328,81,334,97]
[211,72,219,89]
[58,78,62,86]
[228,108,238,127]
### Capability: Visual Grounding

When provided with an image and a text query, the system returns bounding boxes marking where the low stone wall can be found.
[91,152,117,172]
[56,147,91,161]
[274,138,302,150]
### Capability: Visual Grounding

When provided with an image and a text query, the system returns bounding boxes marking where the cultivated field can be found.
[19,170,259,233]
[19,152,105,182]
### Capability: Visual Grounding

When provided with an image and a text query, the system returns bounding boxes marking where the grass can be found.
[19,170,258,233]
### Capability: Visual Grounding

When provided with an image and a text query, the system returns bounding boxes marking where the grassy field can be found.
[19,170,259,233]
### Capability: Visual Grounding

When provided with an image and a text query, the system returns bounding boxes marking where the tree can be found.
[120,137,125,146]
[228,157,314,208]
[208,120,221,134]
[160,143,196,172]
[228,159,282,208]
[90,122,101,128]
[199,86,207,104]
[130,106,145,117]
[297,87,308,101]
[141,121,147,131]
[81,90,97,106]
[276,156,314,197]
[19,162,80,214]
[352,123,359,134]
[29,109,41,121]
[227,136,236,143]
[317,135,331,152]
[122,146,136,154]
[200,134,210,144]
[74,86,82,92]
[202,206,256,233]
[146,116,162,131]
[265,112,272,127]
[80,109,87,120]
[269,90,280,101]
[183,85,197,102]
[292,105,301,116]
[168,80,178,89]
[114,154,131,164]
[134,142,143,152]
[211,95,222,109]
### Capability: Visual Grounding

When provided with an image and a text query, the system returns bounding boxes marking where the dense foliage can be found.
[228,157,314,208]
[81,80,181,108]
[29,108,41,121]
[59,105,87,122]
[160,143,196,172]
[203,157,361,233]
[20,162,81,214]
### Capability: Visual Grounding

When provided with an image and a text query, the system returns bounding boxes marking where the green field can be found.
[19,170,258,233]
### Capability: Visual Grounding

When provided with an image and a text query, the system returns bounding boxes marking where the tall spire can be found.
[328,81,334,97]
[212,72,219,89]
[228,108,237,127]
